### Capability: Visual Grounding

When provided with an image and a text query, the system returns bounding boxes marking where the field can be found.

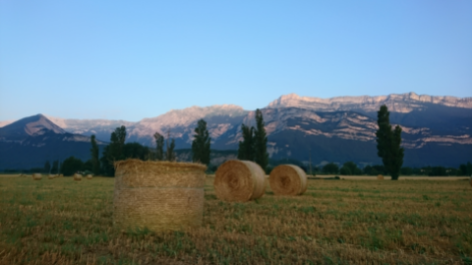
[0,175,471,264]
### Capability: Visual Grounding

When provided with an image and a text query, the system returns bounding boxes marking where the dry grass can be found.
[0,175,471,264]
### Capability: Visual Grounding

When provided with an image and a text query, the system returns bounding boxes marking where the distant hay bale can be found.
[377,175,384,180]
[73,173,82,181]
[214,160,265,202]
[114,159,207,232]
[269,164,307,196]
[32,173,42,180]
[86,174,93,180]
[59,174,64,178]
[48,174,57,179]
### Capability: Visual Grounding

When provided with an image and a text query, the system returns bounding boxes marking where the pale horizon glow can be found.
[1,1,471,122]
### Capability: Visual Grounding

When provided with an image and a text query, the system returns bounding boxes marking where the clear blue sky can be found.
[1,0,471,122]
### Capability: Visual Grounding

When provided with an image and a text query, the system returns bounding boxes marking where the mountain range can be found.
[1,92,471,170]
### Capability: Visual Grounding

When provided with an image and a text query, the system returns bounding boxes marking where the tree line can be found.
[307,161,472,176]
[45,119,213,176]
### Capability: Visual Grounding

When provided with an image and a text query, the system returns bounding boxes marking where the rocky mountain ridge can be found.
[1,92,471,168]
[267,92,472,113]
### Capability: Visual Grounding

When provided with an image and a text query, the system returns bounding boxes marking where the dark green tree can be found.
[376,105,404,180]
[123,142,151,160]
[166,134,176,161]
[340,161,362,175]
[322,163,339,174]
[51,160,59,174]
[100,126,127,176]
[112,125,127,160]
[61,156,84,176]
[254,109,269,172]
[364,165,386,175]
[192,119,211,165]
[237,124,254,161]
[459,162,472,176]
[90,135,100,175]
[153,132,164,161]
[44,160,51,173]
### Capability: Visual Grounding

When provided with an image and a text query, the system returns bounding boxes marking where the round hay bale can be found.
[73,173,82,181]
[32,173,42,180]
[214,160,265,202]
[114,159,207,232]
[269,164,307,196]
[48,174,57,179]
[86,174,93,180]
[377,175,384,180]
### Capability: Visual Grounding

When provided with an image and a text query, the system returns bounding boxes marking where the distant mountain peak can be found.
[0,114,65,138]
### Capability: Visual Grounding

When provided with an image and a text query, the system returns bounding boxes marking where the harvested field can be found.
[0,175,471,264]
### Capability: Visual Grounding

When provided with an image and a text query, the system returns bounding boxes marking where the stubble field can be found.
[0,175,471,264]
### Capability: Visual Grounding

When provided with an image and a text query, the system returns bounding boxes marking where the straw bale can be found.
[269,164,307,196]
[214,160,266,202]
[86,174,93,179]
[74,173,82,181]
[48,174,57,179]
[32,173,42,180]
[377,175,384,180]
[113,159,207,232]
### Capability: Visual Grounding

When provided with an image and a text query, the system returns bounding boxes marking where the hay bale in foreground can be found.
[73,173,82,181]
[32,173,42,180]
[214,160,265,202]
[86,174,93,180]
[377,175,384,180]
[269,164,307,196]
[114,159,207,232]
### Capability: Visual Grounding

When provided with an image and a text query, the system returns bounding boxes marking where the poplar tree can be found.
[166,138,176,161]
[237,124,254,161]
[192,119,211,165]
[254,109,269,172]
[153,132,164,161]
[165,130,176,161]
[90,134,100,175]
[376,105,404,180]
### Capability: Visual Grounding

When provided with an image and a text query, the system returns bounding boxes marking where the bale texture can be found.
[214,160,266,202]
[269,164,307,196]
[114,159,207,232]
[86,174,93,179]
[73,173,82,181]
[377,175,384,180]
[32,173,42,180]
